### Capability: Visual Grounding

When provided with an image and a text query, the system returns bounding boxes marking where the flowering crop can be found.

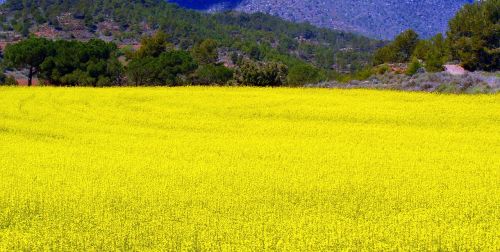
[0,87,498,250]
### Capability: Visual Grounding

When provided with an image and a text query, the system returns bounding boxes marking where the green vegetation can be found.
[413,34,449,72]
[286,64,321,86]
[406,57,423,76]
[127,50,197,86]
[2,33,317,86]
[374,29,419,65]
[447,0,499,71]
[0,69,5,84]
[191,64,233,85]
[191,39,219,66]
[3,37,50,86]
[0,0,383,81]
[135,31,174,58]
[373,0,499,72]
[4,37,121,86]
[234,60,288,86]
[1,0,497,86]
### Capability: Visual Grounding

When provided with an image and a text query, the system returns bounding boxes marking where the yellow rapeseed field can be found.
[0,87,499,250]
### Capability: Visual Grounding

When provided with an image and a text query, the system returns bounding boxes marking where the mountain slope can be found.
[169,0,474,39]
[0,0,383,73]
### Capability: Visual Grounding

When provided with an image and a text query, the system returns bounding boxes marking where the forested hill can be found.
[169,0,474,40]
[0,0,383,73]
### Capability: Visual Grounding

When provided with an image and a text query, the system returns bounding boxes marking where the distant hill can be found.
[169,0,474,39]
[0,0,383,73]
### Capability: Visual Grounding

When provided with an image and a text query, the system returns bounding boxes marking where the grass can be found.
[0,87,499,250]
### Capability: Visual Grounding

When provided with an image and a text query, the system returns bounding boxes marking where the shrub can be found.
[126,51,197,86]
[406,58,423,76]
[0,70,5,84]
[136,31,172,58]
[374,64,390,75]
[373,29,419,64]
[191,39,219,65]
[191,65,233,85]
[126,57,157,86]
[6,76,17,85]
[60,70,95,86]
[235,60,288,87]
[96,76,112,87]
[286,64,320,86]
[0,70,18,86]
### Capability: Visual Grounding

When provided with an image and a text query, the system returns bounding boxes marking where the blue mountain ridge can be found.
[168,0,475,39]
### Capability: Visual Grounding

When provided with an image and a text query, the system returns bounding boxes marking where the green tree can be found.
[413,34,449,72]
[249,45,263,61]
[406,57,423,76]
[137,31,172,58]
[191,39,219,65]
[4,37,50,86]
[425,40,447,72]
[37,39,120,86]
[446,0,500,71]
[287,64,320,85]
[60,69,95,86]
[127,57,155,86]
[412,40,432,61]
[236,60,288,86]
[155,51,197,85]
[373,46,397,65]
[391,29,419,62]
[106,57,124,86]
[373,29,419,64]
[126,50,197,86]
[191,65,233,85]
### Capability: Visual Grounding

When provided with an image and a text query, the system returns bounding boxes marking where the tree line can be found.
[1,0,497,86]
[0,32,320,86]
[0,0,382,80]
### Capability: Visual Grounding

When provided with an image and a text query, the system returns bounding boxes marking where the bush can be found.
[406,58,423,76]
[60,69,95,86]
[342,67,374,82]
[286,64,321,86]
[191,65,233,85]
[374,64,390,75]
[126,51,197,86]
[126,57,157,86]
[0,70,5,84]
[96,76,112,87]
[413,34,448,72]
[424,52,445,73]
[30,39,121,86]
[0,75,18,86]
[235,60,288,87]
[191,39,218,65]
[136,31,172,58]
[373,29,419,64]
[155,51,197,86]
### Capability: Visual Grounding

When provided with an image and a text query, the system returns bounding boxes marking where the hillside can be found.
[169,0,474,39]
[0,0,382,73]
